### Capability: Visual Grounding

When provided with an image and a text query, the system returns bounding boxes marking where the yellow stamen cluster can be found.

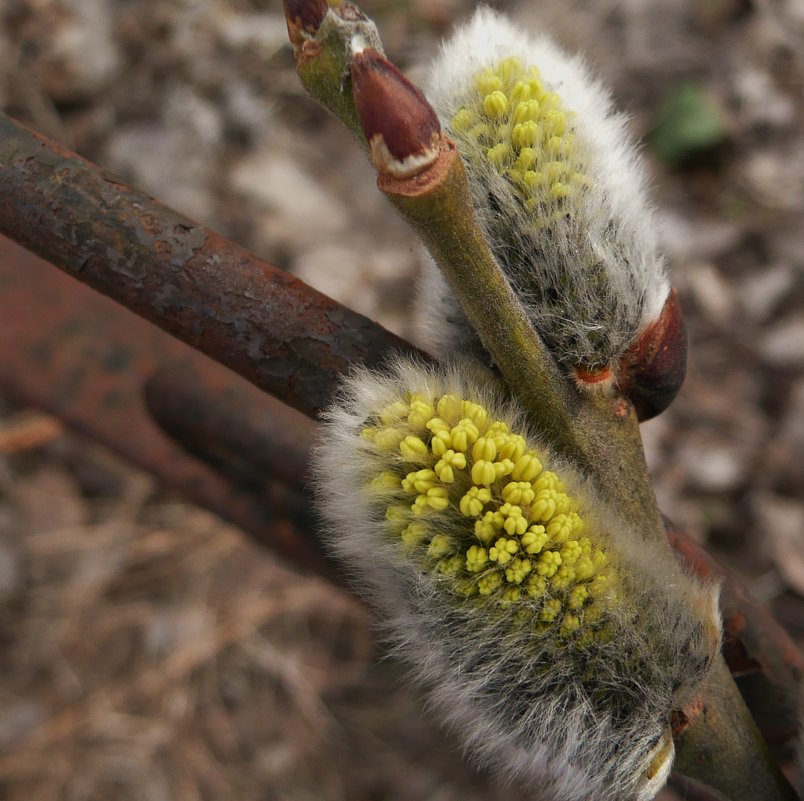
[449,57,592,221]
[362,391,616,641]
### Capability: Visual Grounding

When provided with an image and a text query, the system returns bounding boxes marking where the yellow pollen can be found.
[483,90,509,118]
[448,57,593,228]
[364,389,616,640]
[400,435,428,459]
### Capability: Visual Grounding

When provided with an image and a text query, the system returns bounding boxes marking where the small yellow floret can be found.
[474,72,503,96]
[474,517,497,545]
[438,554,464,575]
[540,91,562,109]
[539,598,562,622]
[374,427,405,450]
[525,574,547,600]
[428,534,453,558]
[498,586,521,608]
[411,494,430,516]
[497,56,522,84]
[487,143,512,166]
[379,400,409,425]
[400,522,427,546]
[567,585,589,610]
[465,545,489,572]
[588,574,610,598]
[471,460,497,486]
[501,481,536,506]
[399,435,428,460]
[531,489,560,522]
[485,421,509,436]
[522,525,548,554]
[477,571,502,596]
[546,513,577,543]
[545,160,566,182]
[536,550,562,577]
[543,108,566,136]
[467,122,493,142]
[512,121,542,149]
[512,453,542,482]
[436,394,464,422]
[472,437,497,462]
[550,182,571,200]
[426,417,450,435]
[370,472,401,491]
[430,430,451,457]
[401,469,437,494]
[509,80,532,104]
[505,557,532,584]
[427,487,450,511]
[560,614,581,635]
[499,503,528,536]
[460,486,492,517]
[496,434,526,461]
[533,471,560,492]
[512,99,541,125]
[434,449,467,483]
[551,564,576,590]
[385,505,408,522]
[450,420,480,452]
[461,400,488,428]
[574,557,595,582]
[494,458,515,479]
[560,540,583,565]
[483,90,509,118]
[489,537,519,565]
[515,147,537,171]
[451,107,476,132]
[407,397,435,429]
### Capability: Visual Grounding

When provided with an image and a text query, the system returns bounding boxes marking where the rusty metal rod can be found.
[667,523,804,755]
[0,235,332,576]
[144,361,315,491]
[0,112,423,420]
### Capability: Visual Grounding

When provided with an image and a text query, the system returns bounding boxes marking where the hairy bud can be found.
[314,357,720,801]
[415,9,686,418]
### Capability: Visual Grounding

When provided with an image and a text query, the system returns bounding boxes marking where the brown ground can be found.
[1,0,802,799]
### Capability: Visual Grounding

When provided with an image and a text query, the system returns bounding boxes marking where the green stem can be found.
[382,153,662,537]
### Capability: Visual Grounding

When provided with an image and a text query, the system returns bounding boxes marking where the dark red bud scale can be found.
[283,0,330,48]
[615,288,688,421]
[350,48,442,180]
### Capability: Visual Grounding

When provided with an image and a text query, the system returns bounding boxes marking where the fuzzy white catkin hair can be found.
[415,8,670,373]
[314,356,721,801]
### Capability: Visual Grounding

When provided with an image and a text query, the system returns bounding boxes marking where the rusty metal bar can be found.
[0,112,423,420]
[144,362,314,491]
[0,235,332,576]
[668,523,804,755]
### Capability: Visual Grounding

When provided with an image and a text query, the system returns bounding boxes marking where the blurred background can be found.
[0,0,802,799]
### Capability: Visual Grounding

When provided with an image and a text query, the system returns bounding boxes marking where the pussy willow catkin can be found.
[314,357,720,801]
[415,9,671,378]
